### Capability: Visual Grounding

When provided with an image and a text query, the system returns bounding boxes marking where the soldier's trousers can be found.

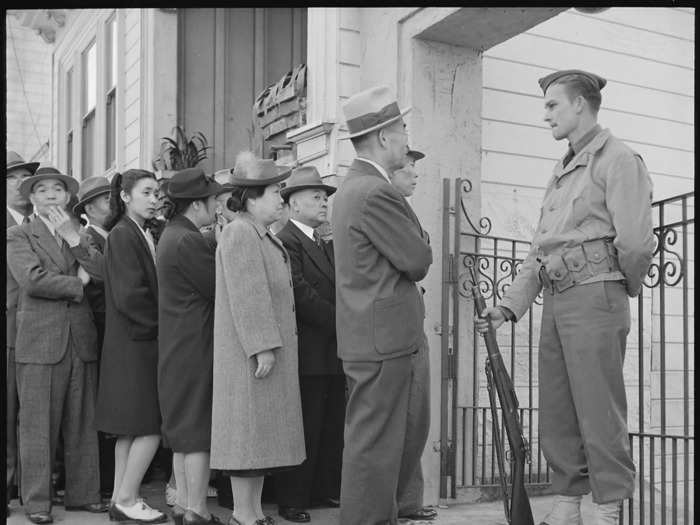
[539,280,635,504]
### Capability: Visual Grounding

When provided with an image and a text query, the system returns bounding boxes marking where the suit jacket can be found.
[83,225,107,316]
[6,217,101,364]
[330,159,432,362]
[7,209,21,346]
[276,220,341,375]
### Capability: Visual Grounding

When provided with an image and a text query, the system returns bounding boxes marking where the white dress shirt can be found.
[7,206,25,226]
[127,215,157,261]
[289,218,315,241]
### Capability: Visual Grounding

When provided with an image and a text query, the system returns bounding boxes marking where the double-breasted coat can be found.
[157,215,216,453]
[210,213,305,470]
[95,216,161,436]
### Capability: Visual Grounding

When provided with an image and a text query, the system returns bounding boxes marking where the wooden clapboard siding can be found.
[178,8,306,172]
[123,9,141,169]
[335,7,363,173]
[481,6,695,229]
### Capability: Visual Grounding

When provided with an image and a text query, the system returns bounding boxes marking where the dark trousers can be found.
[6,346,19,496]
[275,374,345,508]
[339,337,430,525]
[93,315,115,495]
[539,281,635,503]
[16,340,101,513]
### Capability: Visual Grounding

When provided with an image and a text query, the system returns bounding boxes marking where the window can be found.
[81,40,97,177]
[105,16,117,169]
[66,68,74,176]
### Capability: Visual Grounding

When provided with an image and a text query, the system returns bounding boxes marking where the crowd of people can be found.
[6,70,654,525]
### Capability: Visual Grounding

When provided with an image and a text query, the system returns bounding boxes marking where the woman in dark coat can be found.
[95,169,167,524]
[156,168,222,525]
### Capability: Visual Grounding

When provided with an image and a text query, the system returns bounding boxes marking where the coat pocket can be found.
[373,293,420,355]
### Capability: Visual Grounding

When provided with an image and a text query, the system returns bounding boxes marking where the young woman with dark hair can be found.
[95,169,167,524]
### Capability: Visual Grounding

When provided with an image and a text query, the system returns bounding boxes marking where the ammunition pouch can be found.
[538,238,620,294]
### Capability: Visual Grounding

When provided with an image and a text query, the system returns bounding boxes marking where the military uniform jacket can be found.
[275,220,342,375]
[6,217,102,364]
[501,128,655,320]
[330,159,432,362]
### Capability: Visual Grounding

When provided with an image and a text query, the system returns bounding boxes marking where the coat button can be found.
[549,205,556,211]
[554,271,561,278]
[540,228,548,234]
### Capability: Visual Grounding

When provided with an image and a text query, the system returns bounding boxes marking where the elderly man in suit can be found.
[6,151,38,512]
[331,85,433,525]
[6,167,108,524]
[273,167,345,523]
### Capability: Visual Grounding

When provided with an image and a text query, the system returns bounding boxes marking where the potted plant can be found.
[152,125,212,179]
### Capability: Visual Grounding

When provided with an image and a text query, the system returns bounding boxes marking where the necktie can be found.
[562,146,575,167]
[313,229,323,249]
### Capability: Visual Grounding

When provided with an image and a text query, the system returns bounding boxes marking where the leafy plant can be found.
[152,126,212,172]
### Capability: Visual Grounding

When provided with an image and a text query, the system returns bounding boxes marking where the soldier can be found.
[475,70,654,525]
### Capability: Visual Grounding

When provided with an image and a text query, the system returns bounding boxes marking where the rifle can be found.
[468,265,534,525]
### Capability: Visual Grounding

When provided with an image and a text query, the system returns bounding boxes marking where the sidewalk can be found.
[6,481,599,524]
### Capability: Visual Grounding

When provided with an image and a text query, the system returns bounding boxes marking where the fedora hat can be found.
[19,166,79,199]
[280,166,336,201]
[73,176,111,215]
[406,149,425,162]
[7,150,39,176]
[229,152,291,187]
[166,167,222,199]
[340,85,411,140]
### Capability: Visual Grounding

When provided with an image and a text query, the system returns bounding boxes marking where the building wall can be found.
[5,13,53,163]
[123,9,142,170]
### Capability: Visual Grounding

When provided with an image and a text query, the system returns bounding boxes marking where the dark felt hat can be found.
[538,69,607,94]
[280,166,336,201]
[73,176,111,215]
[19,166,79,199]
[166,167,222,199]
[7,150,39,176]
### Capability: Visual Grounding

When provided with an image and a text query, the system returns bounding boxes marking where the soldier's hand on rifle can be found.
[475,306,507,333]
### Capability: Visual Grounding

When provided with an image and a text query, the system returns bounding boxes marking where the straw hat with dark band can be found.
[340,85,411,140]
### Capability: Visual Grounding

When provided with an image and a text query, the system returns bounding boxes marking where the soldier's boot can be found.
[593,500,622,525]
[539,494,583,525]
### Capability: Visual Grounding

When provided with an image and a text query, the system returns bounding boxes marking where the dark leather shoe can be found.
[50,492,64,506]
[173,505,186,525]
[399,506,438,521]
[184,509,224,524]
[66,501,110,512]
[278,507,310,523]
[26,511,54,524]
[323,497,340,508]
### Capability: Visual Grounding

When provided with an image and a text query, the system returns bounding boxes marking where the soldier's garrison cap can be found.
[538,69,607,93]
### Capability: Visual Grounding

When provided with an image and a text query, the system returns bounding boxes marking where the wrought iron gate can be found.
[439,178,694,524]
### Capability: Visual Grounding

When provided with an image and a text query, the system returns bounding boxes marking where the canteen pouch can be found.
[562,245,590,285]
[582,238,618,274]
[544,254,575,292]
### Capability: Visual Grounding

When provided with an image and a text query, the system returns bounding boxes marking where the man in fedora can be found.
[475,70,654,525]
[73,175,115,498]
[273,166,345,523]
[6,167,108,523]
[331,85,433,525]
[6,151,39,512]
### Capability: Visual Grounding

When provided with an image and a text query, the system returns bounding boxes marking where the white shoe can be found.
[540,495,583,525]
[594,500,621,525]
[207,485,218,498]
[165,483,177,507]
[114,500,168,523]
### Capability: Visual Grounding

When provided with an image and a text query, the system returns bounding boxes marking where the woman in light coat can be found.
[211,153,305,525]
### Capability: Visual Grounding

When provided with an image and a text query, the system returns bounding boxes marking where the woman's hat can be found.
[229,151,291,187]
[7,150,39,176]
[73,176,111,215]
[340,85,411,140]
[19,166,79,199]
[166,167,222,199]
[280,166,336,201]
